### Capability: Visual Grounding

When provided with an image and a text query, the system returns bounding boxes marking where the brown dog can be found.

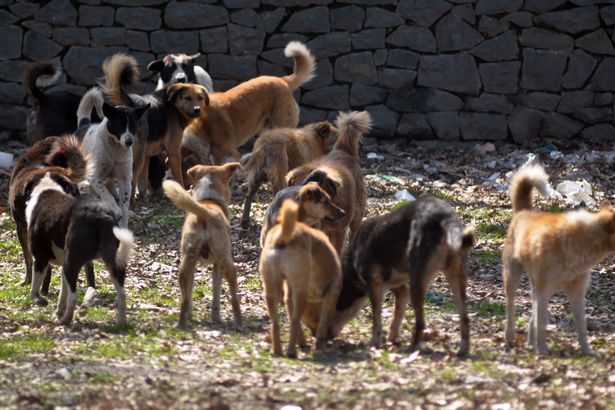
[162,163,242,330]
[182,41,315,165]
[260,199,342,358]
[285,111,372,254]
[240,120,337,228]
[503,164,614,356]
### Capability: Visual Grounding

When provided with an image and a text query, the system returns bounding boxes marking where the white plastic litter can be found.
[487,172,500,182]
[0,151,14,169]
[556,180,596,207]
[367,152,384,160]
[475,142,496,154]
[549,151,563,159]
[394,189,416,202]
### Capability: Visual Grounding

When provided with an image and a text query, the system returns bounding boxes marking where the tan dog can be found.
[260,199,342,358]
[162,163,242,330]
[182,41,316,165]
[240,120,338,228]
[285,111,372,254]
[503,164,615,355]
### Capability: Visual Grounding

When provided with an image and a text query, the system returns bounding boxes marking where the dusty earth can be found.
[0,136,614,409]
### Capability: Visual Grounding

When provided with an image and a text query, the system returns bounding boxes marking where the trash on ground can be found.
[475,142,496,155]
[366,152,384,160]
[0,151,14,169]
[367,174,404,184]
[534,144,558,154]
[394,189,416,202]
[556,180,596,207]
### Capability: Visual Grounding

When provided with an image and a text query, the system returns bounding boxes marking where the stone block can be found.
[398,113,434,139]
[436,14,483,52]
[388,87,463,112]
[331,6,364,31]
[258,60,287,77]
[508,106,544,143]
[307,32,351,59]
[22,21,51,38]
[540,113,584,138]
[200,27,228,54]
[426,112,460,140]
[465,94,513,114]
[374,49,388,66]
[0,60,28,82]
[387,25,437,53]
[576,29,615,55]
[479,61,520,94]
[460,113,508,141]
[282,7,330,33]
[520,49,567,92]
[116,7,161,30]
[126,30,150,52]
[601,6,615,25]
[589,57,615,91]
[594,93,612,106]
[151,30,199,54]
[0,10,19,27]
[267,33,309,48]
[534,7,600,34]
[335,52,377,85]
[366,104,399,137]
[165,1,229,29]
[350,84,388,106]
[228,24,265,56]
[9,2,39,18]
[303,58,332,91]
[581,124,615,140]
[563,50,596,89]
[0,82,26,104]
[53,27,90,46]
[91,27,126,47]
[396,0,451,28]
[476,0,523,15]
[299,106,328,125]
[79,5,114,26]
[520,28,573,53]
[515,92,560,111]
[261,8,285,33]
[418,53,481,95]
[558,91,594,113]
[470,31,518,62]
[35,0,76,26]
[352,29,386,50]
[303,85,350,110]
[223,0,260,7]
[478,16,510,37]
[502,12,532,27]
[24,30,62,59]
[63,46,128,85]
[573,107,612,124]
[208,54,257,81]
[378,68,416,89]
[524,0,566,13]
[0,26,21,60]
[261,48,293,68]
[387,49,419,69]
[452,4,475,25]
[365,7,403,28]
[0,103,27,131]
[231,9,262,29]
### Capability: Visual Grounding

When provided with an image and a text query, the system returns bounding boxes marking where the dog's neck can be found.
[191,176,228,217]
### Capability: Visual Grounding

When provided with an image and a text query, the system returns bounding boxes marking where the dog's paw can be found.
[176,321,189,331]
[32,296,48,307]
[58,316,72,326]
[286,350,298,359]
[81,287,101,308]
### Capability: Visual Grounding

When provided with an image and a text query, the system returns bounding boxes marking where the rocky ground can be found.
[0,137,614,409]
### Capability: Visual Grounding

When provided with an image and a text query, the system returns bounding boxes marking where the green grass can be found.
[73,331,177,360]
[0,334,56,361]
[426,190,456,202]
[471,301,505,317]
[472,249,501,261]
[475,221,507,242]
[243,275,262,292]
[150,214,184,229]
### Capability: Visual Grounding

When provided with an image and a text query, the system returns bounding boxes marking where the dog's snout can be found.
[326,207,345,222]
[125,137,133,147]
[175,75,186,83]
[193,106,201,114]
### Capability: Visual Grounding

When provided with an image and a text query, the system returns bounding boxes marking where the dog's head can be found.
[298,181,345,222]
[148,53,200,87]
[168,83,209,119]
[187,162,241,204]
[102,103,149,148]
[299,169,341,199]
[308,121,338,152]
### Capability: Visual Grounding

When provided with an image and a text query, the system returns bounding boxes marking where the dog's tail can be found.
[77,87,105,127]
[510,164,552,213]
[162,179,210,222]
[282,41,316,91]
[112,227,134,269]
[240,149,265,174]
[333,111,372,157]
[101,53,139,106]
[46,135,89,183]
[275,199,299,246]
[23,61,62,105]
[446,224,475,253]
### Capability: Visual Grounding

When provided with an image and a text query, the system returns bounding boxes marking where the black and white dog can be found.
[76,88,149,227]
[25,171,133,325]
[148,53,214,92]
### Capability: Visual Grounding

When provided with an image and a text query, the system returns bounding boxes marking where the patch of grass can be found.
[426,190,456,202]
[545,202,565,213]
[150,214,184,229]
[472,249,501,261]
[74,331,177,360]
[87,372,121,384]
[137,287,177,307]
[471,300,505,317]
[243,275,262,292]
[475,221,507,242]
[0,334,56,361]
[391,200,410,211]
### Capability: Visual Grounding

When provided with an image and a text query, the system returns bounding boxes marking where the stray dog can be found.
[76,87,148,228]
[303,198,474,357]
[285,111,372,254]
[182,41,315,165]
[25,171,134,325]
[259,180,345,248]
[503,164,614,355]
[240,120,337,228]
[260,199,342,358]
[8,135,97,297]
[23,61,81,144]
[162,163,242,330]
[148,53,214,92]
[102,53,208,193]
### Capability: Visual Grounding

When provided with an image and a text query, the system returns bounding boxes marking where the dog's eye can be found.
[197,95,204,101]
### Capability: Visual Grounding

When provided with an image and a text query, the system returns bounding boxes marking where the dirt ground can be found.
[0,136,614,409]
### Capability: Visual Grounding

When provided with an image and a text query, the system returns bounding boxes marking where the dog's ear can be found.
[301,169,340,197]
[187,164,209,183]
[314,121,333,138]
[300,181,324,202]
[197,86,210,106]
[135,103,150,119]
[167,84,184,102]
[147,59,164,73]
[187,53,201,61]
[102,102,116,119]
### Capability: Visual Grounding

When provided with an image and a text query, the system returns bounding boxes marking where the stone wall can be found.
[2,0,615,143]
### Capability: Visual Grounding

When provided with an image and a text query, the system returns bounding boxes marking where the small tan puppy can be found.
[240,120,338,228]
[285,111,372,254]
[503,164,614,355]
[260,200,341,358]
[163,162,242,330]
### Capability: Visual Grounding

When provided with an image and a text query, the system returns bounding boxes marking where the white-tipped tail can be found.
[113,227,134,269]
[77,87,104,124]
[510,164,552,213]
[283,41,316,90]
[36,67,62,88]
[333,111,373,157]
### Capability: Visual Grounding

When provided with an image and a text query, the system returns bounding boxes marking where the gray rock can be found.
[508,106,545,143]
[452,4,475,25]
[335,52,377,85]
[534,7,600,34]
[299,106,328,125]
[387,49,420,69]
[126,30,149,52]
[465,94,514,114]
[267,33,309,48]
[460,113,507,141]
[573,107,612,124]
[151,30,200,54]
[350,84,388,106]
[366,104,399,137]
[331,6,364,31]
[261,0,332,5]
[436,14,484,52]
[53,27,90,46]
[200,27,228,54]
[22,21,51,38]
[581,124,615,140]
[540,113,584,138]
[515,92,561,111]
[261,48,293,68]
[63,46,128,84]
[228,24,265,56]
[476,0,523,15]
[35,0,77,26]
[396,0,452,28]
[116,7,161,30]
[261,8,285,33]
[520,49,567,92]
[576,29,615,55]
[23,30,62,59]
[0,82,26,104]
[338,0,394,4]
[214,80,238,92]
[388,87,463,112]
[502,12,533,27]
[374,49,388,66]
[258,60,287,77]
[0,60,28,82]
[594,93,612,106]
[479,61,520,94]
[386,25,437,53]
[601,6,615,26]
[165,2,229,29]
[0,103,27,131]
[282,7,330,33]
[231,9,262,29]
[79,5,114,26]
[426,112,460,140]
[223,0,260,7]
[558,90,594,113]
[0,10,19,27]
[9,2,39,18]
[397,113,434,139]
[478,16,510,37]
[563,50,596,89]
[470,31,517,62]
[303,58,332,90]
[91,27,126,47]
[524,0,566,13]
[378,68,416,89]
[303,85,350,110]
[520,28,573,53]
[307,32,351,59]
[208,54,257,81]
[352,29,386,50]
[418,53,481,95]
[365,7,403,28]
[589,57,615,91]
[102,0,168,5]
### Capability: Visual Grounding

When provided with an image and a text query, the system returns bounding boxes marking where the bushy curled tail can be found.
[282,41,316,90]
[101,53,139,106]
[76,87,104,126]
[46,135,88,184]
[510,164,552,213]
[23,61,61,104]
[333,111,372,157]
[113,227,134,269]
[162,179,210,222]
[275,199,299,247]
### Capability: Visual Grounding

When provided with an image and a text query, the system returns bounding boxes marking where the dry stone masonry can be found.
[2,0,615,143]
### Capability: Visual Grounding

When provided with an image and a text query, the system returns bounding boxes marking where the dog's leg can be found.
[81,263,99,308]
[567,277,593,355]
[211,265,223,324]
[168,152,184,188]
[445,261,470,357]
[285,286,308,350]
[368,275,384,348]
[111,274,127,325]
[241,181,259,229]
[118,179,132,228]
[221,258,242,327]
[56,272,69,320]
[503,256,523,348]
[16,221,33,285]
[58,265,80,326]
[528,282,537,349]
[41,266,52,296]
[91,178,121,216]
[315,276,341,351]
[388,284,410,345]
[178,255,197,330]
[287,286,308,359]
[409,278,428,353]
[265,284,283,356]
[534,287,550,355]
[30,259,49,306]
